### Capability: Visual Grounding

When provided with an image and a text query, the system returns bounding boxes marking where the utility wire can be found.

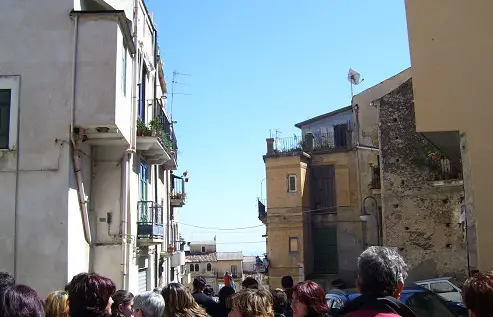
[177,222,264,230]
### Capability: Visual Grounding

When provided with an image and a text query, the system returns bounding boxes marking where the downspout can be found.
[13,76,21,280]
[71,14,92,246]
[120,0,140,290]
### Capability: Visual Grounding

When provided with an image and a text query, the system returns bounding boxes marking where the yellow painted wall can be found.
[405,0,493,270]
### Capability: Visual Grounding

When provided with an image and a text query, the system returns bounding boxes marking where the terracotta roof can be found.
[186,253,217,263]
[216,252,243,261]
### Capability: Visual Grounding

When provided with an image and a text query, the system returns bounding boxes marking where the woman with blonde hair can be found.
[161,283,209,317]
[45,290,69,317]
[229,288,274,317]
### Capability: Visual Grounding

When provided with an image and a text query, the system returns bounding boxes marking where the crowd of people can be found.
[0,246,493,317]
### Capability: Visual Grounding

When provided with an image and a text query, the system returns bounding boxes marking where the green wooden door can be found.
[313,226,338,274]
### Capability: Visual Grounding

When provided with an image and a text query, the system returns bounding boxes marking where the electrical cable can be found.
[177,222,264,230]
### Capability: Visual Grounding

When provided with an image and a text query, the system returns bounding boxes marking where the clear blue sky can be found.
[146,0,411,256]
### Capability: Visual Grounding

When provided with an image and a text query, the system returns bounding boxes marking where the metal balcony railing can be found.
[171,175,186,200]
[258,199,266,221]
[137,201,164,239]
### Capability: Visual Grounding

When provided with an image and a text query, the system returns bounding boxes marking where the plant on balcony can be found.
[149,118,159,136]
[171,192,186,200]
[159,130,174,151]
[137,119,151,136]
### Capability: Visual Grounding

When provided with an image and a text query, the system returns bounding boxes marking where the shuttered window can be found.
[0,89,11,149]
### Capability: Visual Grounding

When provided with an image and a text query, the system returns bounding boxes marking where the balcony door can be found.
[139,162,150,222]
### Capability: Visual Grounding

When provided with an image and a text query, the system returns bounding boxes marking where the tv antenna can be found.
[170,70,191,120]
[347,68,364,98]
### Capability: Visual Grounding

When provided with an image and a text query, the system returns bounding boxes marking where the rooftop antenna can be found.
[170,70,191,120]
[347,68,364,98]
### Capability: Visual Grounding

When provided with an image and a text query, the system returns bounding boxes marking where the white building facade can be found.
[0,0,186,296]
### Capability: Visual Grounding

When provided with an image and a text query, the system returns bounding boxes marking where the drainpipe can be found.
[119,0,140,290]
[70,15,92,246]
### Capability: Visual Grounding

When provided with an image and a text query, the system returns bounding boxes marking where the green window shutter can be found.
[0,89,11,149]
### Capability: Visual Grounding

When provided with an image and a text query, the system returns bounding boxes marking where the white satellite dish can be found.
[347,68,362,85]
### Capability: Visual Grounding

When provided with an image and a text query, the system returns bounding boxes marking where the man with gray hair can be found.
[133,291,165,317]
[339,246,416,317]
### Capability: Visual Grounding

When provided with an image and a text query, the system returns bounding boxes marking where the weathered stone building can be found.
[376,79,468,281]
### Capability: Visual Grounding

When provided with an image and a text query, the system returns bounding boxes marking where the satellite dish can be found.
[348,68,362,85]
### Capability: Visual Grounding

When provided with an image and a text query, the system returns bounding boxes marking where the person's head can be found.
[356,246,408,298]
[270,289,287,314]
[44,290,69,317]
[230,288,274,317]
[291,281,329,317]
[459,196,465,203]
[68,273,116,317]
[462,271,493,317]
[133,292,164,317]
[111,290,134,317]
[0,284,45,317]
[203,285,214,297]
[281,276,294,290]
[0,271,15,296]
[161,283,206,317]
[241,277,259,289]
[193,277,206,292]
[224,272,229,277]
[218,286,235,308]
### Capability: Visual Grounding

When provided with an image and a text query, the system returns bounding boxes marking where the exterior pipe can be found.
[13,75,22,280]
[70,15,91,245]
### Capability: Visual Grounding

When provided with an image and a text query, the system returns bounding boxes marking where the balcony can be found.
[170,175,186,207]
[258,199,266,224]
[266,128,352,156]
[72,11,135,145]
[137,201,164,245]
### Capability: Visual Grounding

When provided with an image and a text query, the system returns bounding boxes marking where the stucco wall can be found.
[0,0,78,296]
[377,79,467,281]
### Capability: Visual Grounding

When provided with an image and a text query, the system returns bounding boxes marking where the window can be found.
[194,264,199,271]
[207,263,212,272]
[0,76,19,150]
[121,41,127,95]
[231,265,237,277]
[0,90,11,149]
[201,246,206,253]
[287,174,297,192]
[139,162,150,200]
[431,281,456,293]
[289,237,299,253]
[190,264,194,272]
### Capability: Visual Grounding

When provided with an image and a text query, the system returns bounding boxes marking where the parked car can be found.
[414,277,462,303]
[325,285,468,317]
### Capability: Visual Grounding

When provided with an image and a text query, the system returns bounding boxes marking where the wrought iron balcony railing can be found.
[137,201,164,239]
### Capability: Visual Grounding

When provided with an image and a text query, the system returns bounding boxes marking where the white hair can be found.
[357,246,408,297]
[133,291,165,317]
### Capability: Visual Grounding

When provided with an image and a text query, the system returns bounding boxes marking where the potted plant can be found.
[149,118,159,136]
[137,118,146,136]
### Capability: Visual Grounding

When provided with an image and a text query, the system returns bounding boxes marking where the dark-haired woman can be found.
[291,281,330,317]
[68,273,116,317]
[0,284,45,317]
[112,290,134,317]
[215,286,235,317]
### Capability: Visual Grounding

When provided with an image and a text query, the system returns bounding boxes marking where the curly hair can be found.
[68,273,116,317]
[462,271,493,317]
[231,288,274,317]
[45,290,69,317]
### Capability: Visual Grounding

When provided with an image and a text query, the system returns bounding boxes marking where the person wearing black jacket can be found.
[192,277,218,316]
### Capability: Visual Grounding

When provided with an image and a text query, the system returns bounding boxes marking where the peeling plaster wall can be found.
[377,79,467,281]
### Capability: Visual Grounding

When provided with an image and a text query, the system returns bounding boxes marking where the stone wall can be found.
[377,79,468,281]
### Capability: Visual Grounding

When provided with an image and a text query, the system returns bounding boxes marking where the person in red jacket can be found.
[224,272,233,287]
[338,246,416,317]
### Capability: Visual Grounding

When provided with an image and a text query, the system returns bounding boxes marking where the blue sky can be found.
[146,0,411,256]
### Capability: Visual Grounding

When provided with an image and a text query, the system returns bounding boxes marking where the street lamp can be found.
[260,178,266,200]
[360,196,380,246]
